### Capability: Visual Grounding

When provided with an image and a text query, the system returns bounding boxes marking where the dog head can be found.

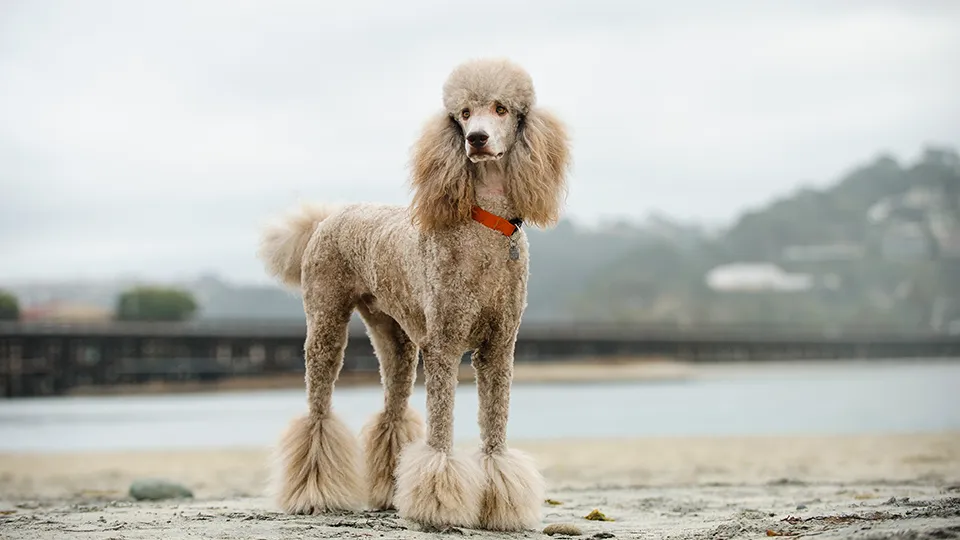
[410,58,570,232]
[442,59,535,163]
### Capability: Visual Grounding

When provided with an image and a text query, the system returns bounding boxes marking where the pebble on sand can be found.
[584,509,615,521]
[128,479,193,501]
[543,523,583,536]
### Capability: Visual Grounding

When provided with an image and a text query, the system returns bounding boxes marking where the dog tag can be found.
[509,243,520,261]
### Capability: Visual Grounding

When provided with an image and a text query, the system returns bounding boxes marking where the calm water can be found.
[1,360,958,453]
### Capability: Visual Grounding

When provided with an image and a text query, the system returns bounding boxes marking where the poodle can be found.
[257,58,571,531]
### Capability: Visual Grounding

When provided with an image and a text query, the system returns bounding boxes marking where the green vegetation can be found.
[115,287,198,322]
[0,290,19,321]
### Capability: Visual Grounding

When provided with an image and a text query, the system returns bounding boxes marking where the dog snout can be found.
[466,131,489,148]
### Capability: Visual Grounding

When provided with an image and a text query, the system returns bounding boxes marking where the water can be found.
[1,360,958,453]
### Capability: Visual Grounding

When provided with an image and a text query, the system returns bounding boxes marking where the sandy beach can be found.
[2,433,959,539]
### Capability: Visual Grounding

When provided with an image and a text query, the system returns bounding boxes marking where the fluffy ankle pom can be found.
[477,448,545,531]
[270,413,364,514]
[394,440,484,529]
[360,407,424,510]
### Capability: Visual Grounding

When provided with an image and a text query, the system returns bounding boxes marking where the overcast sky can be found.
[1,0,958,284]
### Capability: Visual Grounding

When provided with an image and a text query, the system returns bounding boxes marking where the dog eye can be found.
[460,109,470,120]
[495,105,507,116]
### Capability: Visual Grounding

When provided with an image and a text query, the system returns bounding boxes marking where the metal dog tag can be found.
[509,238,520,261]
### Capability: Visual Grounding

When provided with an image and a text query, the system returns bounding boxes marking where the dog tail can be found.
[258,203,337,288]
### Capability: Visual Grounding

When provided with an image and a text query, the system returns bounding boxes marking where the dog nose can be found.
[466,131,488,148]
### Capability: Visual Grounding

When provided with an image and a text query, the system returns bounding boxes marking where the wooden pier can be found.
[1,320,958,398]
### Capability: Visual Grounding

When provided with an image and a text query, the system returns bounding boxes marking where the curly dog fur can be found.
[258,58,570,531]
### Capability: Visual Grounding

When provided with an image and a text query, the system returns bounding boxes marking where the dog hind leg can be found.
[357,304,424,510]
[272,292,364,514]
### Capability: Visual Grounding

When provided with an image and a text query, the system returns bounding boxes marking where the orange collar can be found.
[471,206,522,237]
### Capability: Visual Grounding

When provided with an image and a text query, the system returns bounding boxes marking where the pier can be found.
[1,320,958,398]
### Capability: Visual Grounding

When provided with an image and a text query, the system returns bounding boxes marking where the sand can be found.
[1,434,959,539]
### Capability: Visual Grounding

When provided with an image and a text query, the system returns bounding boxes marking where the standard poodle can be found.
[257,58,571,531]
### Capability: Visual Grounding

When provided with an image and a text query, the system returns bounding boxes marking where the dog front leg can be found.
[472,337,545,531]
[394,347,483,529]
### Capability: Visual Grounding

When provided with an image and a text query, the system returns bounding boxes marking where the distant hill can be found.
[576,145,960,329]
[721,147,959,262]
[524,214,710,321]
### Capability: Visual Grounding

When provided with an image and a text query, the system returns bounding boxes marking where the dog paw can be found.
[271,413,364,514]
[394,440,483,528]
[477,448,545,531]
[360,407,425,510]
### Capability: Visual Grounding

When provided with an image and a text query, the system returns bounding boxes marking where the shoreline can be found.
[63,357,694,397]
[56,356,960,398]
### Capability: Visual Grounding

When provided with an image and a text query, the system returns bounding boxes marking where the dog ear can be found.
[505,107,570,228]
[409,111,476,232]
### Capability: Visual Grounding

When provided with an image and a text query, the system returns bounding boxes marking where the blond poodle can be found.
[257,58,571,531]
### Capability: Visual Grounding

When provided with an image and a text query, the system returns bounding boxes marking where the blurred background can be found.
[1,1,959,452]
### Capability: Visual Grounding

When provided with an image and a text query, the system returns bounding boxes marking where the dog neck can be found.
[474,161,518,221]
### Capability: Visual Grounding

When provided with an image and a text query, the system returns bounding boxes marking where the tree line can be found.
[0,287,198,322]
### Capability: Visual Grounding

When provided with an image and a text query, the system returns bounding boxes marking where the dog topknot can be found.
[442,58,536,116]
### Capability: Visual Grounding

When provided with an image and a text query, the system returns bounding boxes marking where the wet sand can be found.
[2,433,959,539]
[64,358,693,396]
